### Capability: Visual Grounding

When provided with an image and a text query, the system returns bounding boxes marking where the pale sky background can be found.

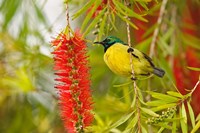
[41,0,78,56]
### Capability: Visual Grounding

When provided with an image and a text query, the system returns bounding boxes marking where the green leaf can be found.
[98,12,107,40]
[187,67,200,71]
[109,12,118,32]
[187,101,195,128]
[151,103,177,112]
[191,120,200,133]
[167,91,183,98]
[1,68,34,92]
[1,0,22,29]
[162,27,174,41]
[182,33,200,50]
[182,104,187,123]
[180,105,188,133]
[137,1,149,11]
[125,114,138,130]
[157,52,175,82]
[116,12,138,30]
[196,114,200,122]
[131,92,136,108]
[93,112,104,127]
[141,125,148,133]
[142,24,157,39]
[80,0,102,32]
[146,100,172,106]
[141,107,159,117]
[147,91,179,102]
[33,2,47,24]
[172,113,177,133]
[158,36,173,55]
[83,8,106,36]
[110,128,121,133]
[113,0,148,22]
[163,118,181,122]
[135,36,152,52]
[157,127,165,133]
[154,123,172,130]
[72,0,95,20]
[109,111,134,130]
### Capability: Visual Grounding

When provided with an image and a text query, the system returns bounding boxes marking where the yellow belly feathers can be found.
[104,43,153,77]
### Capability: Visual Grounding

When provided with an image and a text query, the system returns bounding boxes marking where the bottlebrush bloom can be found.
[52,29,93,133]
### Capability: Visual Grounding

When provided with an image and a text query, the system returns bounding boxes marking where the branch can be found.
[125,1,141,132]
[149,0,168,58]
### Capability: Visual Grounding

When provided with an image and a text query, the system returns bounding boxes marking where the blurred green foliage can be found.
[0,0,200,133]
[0,0,64,132]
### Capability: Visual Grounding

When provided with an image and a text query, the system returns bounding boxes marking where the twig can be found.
[190,79,200,95]
[65,0,70,39]
[149,0,168,58]
[124,1,141,132]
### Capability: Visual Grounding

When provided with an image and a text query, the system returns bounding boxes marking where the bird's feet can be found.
[131,77,137,81]
[127,47,134,53]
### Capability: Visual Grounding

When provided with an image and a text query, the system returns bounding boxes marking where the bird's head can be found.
[94,36,125,52]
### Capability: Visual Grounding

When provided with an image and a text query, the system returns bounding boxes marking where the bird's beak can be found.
[94,41,104,45]
[94,42,102,44]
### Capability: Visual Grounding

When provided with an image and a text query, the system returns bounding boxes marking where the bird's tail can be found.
[153,67,165,77]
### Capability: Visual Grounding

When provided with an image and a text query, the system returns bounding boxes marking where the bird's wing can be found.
[142,52,155,67]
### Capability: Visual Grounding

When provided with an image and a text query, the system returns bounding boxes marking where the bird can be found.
[94,36,165,80]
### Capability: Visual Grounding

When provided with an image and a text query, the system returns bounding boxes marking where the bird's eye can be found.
[106,38,111,42]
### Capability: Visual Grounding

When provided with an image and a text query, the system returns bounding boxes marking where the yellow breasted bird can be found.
[94,36,165,79]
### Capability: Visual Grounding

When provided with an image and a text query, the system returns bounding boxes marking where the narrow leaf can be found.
[158,53,175,82]
[182,33,200,50]
[147,91,179,102]
[154,123,172,129]
[83,8,106,36]
[141,125,148,133]
[116,12,138,29]
[141,107,159,117]
[187,67,200,71]
[98,12,107,40]
[157,127,165,133]
[180,105,188,133]
[187,101,195,128]
[182,104,187,123]
[109,112,134,129]
[72,0,95,19]
[167,91,183,98]
[146,100,172,106]
[191,120,200,133]
[80,0,102,32]
[196,114,200,122]
[172,113,177,133]
[151,103,176,112]
[33,2,47,24]
[113,0,148,22]
[125,114,138,130]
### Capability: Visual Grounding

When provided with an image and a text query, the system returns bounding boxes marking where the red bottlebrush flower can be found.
[52,29,93,133]
[173,1,200,115]
[173,47,200,115]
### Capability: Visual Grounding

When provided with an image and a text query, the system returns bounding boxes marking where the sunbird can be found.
[94,36,165,79]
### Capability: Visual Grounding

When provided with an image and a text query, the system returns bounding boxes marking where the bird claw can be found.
[131,77,137,81]
[127,47,134,53]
